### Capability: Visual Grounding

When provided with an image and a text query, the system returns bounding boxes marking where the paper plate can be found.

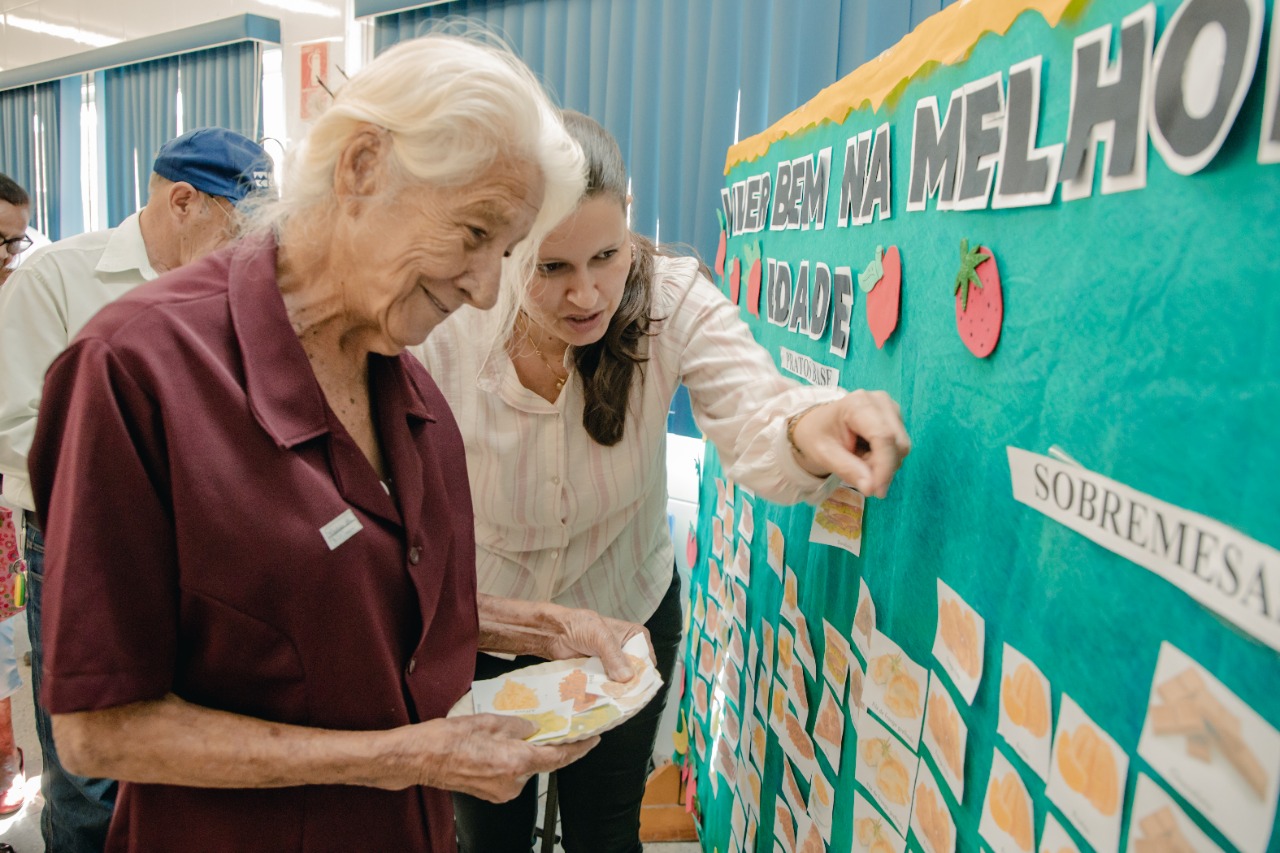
[448,635,663,745]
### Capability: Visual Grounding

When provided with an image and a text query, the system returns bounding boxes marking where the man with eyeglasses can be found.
[0,173,36,287]
[0,127,269,853]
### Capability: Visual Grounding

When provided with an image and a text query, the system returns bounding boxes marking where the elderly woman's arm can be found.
[477,593,649,683]
[52,693,597,803]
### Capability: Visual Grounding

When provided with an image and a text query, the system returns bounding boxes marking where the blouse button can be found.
[408,546,422,565]
[408,658,417,674]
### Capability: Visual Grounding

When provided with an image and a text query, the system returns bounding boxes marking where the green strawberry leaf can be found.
[859,246,885,293]
[954,239,992,312]
[716,209,726,231]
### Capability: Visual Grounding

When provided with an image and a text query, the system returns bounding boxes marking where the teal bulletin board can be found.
[676,0,1280,852]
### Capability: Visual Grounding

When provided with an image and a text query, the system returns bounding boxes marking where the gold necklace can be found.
[524,317,568,392]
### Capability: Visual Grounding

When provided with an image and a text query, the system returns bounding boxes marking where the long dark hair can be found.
[561,110,655,447]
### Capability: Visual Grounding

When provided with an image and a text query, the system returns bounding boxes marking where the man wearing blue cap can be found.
[0,126,269,853]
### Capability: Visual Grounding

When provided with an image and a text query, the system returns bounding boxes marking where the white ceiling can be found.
[0,0,348,72]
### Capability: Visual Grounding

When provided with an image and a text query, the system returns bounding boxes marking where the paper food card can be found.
[470,635,658,743]
[739,495,755,543]
[853,578,876,661]
[755,673,770,725]
[712,517,725,559]
[922,674,968,803]
[780,706,821,780]
[1127,773,1224,853]
[1137,642,1280,853]
[777,624,798,685]
[822,619,854,697]
[932,579,985,704]
[865,629,929,750]
[749,713,767,772]
[812,683,845,770]
[998,643,1053,781]
[716,477,727,517]
[809,483,865,556]
[853,792,907,853]
[981,748,1036,853]
[781,757,807,815]
[775,799,797,853]
[911,761,957,853]
[794,614,818,679]
[767,520,785,580]
[807,770,836,843]
[762,622,775,678]
[1039,813,1082,853]
[732,539,751,584]
[782,565,803,624]
[1047,694,1129,853]
[795,815,825,853]
[855,713,920,834]
[850,654,866,718]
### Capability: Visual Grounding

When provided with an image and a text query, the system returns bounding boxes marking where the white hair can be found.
[247,31,584,327]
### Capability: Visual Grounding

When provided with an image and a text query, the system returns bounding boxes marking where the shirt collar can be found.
[96,212,159,280]
[226,231,436,449]
[476,323,561,414]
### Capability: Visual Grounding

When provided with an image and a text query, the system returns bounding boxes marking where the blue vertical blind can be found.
[373,0,957,273]
[103,56,179,227]
[0,81,63,240]
[102,41,264,227]
[180,41,264,141]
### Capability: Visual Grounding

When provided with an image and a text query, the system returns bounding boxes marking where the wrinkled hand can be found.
[545,606,651,684]
[410,715,599,802]
[791,390,911,498]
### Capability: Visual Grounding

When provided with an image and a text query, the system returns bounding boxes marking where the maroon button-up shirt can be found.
[30,233,477,852]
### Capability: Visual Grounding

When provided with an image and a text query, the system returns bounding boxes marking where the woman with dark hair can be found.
[416,110,911,852]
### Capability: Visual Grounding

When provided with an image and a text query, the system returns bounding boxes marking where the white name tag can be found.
[320,508,363,551]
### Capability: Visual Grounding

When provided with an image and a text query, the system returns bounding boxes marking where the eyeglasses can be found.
[1,234,32,255]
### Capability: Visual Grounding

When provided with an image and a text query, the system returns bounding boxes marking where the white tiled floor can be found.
[0,616,702,852]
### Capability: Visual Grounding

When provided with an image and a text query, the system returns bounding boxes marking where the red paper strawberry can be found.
[686,524,698,568]
[953,239,1002,357]
[714,210,727,278]
[729,256,742,305]
[744,243,763,318]
[864,245,901,349]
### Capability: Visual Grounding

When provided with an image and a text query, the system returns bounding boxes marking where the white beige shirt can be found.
[0,213,158,511]
[415,255,842,624]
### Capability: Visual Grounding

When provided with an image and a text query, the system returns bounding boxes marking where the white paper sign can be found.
[780,346,841,387]
[1008,446,1280,653]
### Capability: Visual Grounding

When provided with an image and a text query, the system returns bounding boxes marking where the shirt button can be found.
[552,476,560,485]
[409,546,421,565]
[408,658,417,674]
[551,550,559,559]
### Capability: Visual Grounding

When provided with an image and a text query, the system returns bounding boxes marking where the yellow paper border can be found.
[724,0,1091,172]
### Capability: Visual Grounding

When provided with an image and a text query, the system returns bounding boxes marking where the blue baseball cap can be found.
[152,127,272,205]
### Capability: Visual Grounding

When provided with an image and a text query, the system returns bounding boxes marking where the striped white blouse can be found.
[414,255,842,624]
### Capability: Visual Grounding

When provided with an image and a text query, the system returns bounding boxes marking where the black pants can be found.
[453,570,683,853]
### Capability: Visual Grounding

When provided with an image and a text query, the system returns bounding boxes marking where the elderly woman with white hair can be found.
[26,34,645,852]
